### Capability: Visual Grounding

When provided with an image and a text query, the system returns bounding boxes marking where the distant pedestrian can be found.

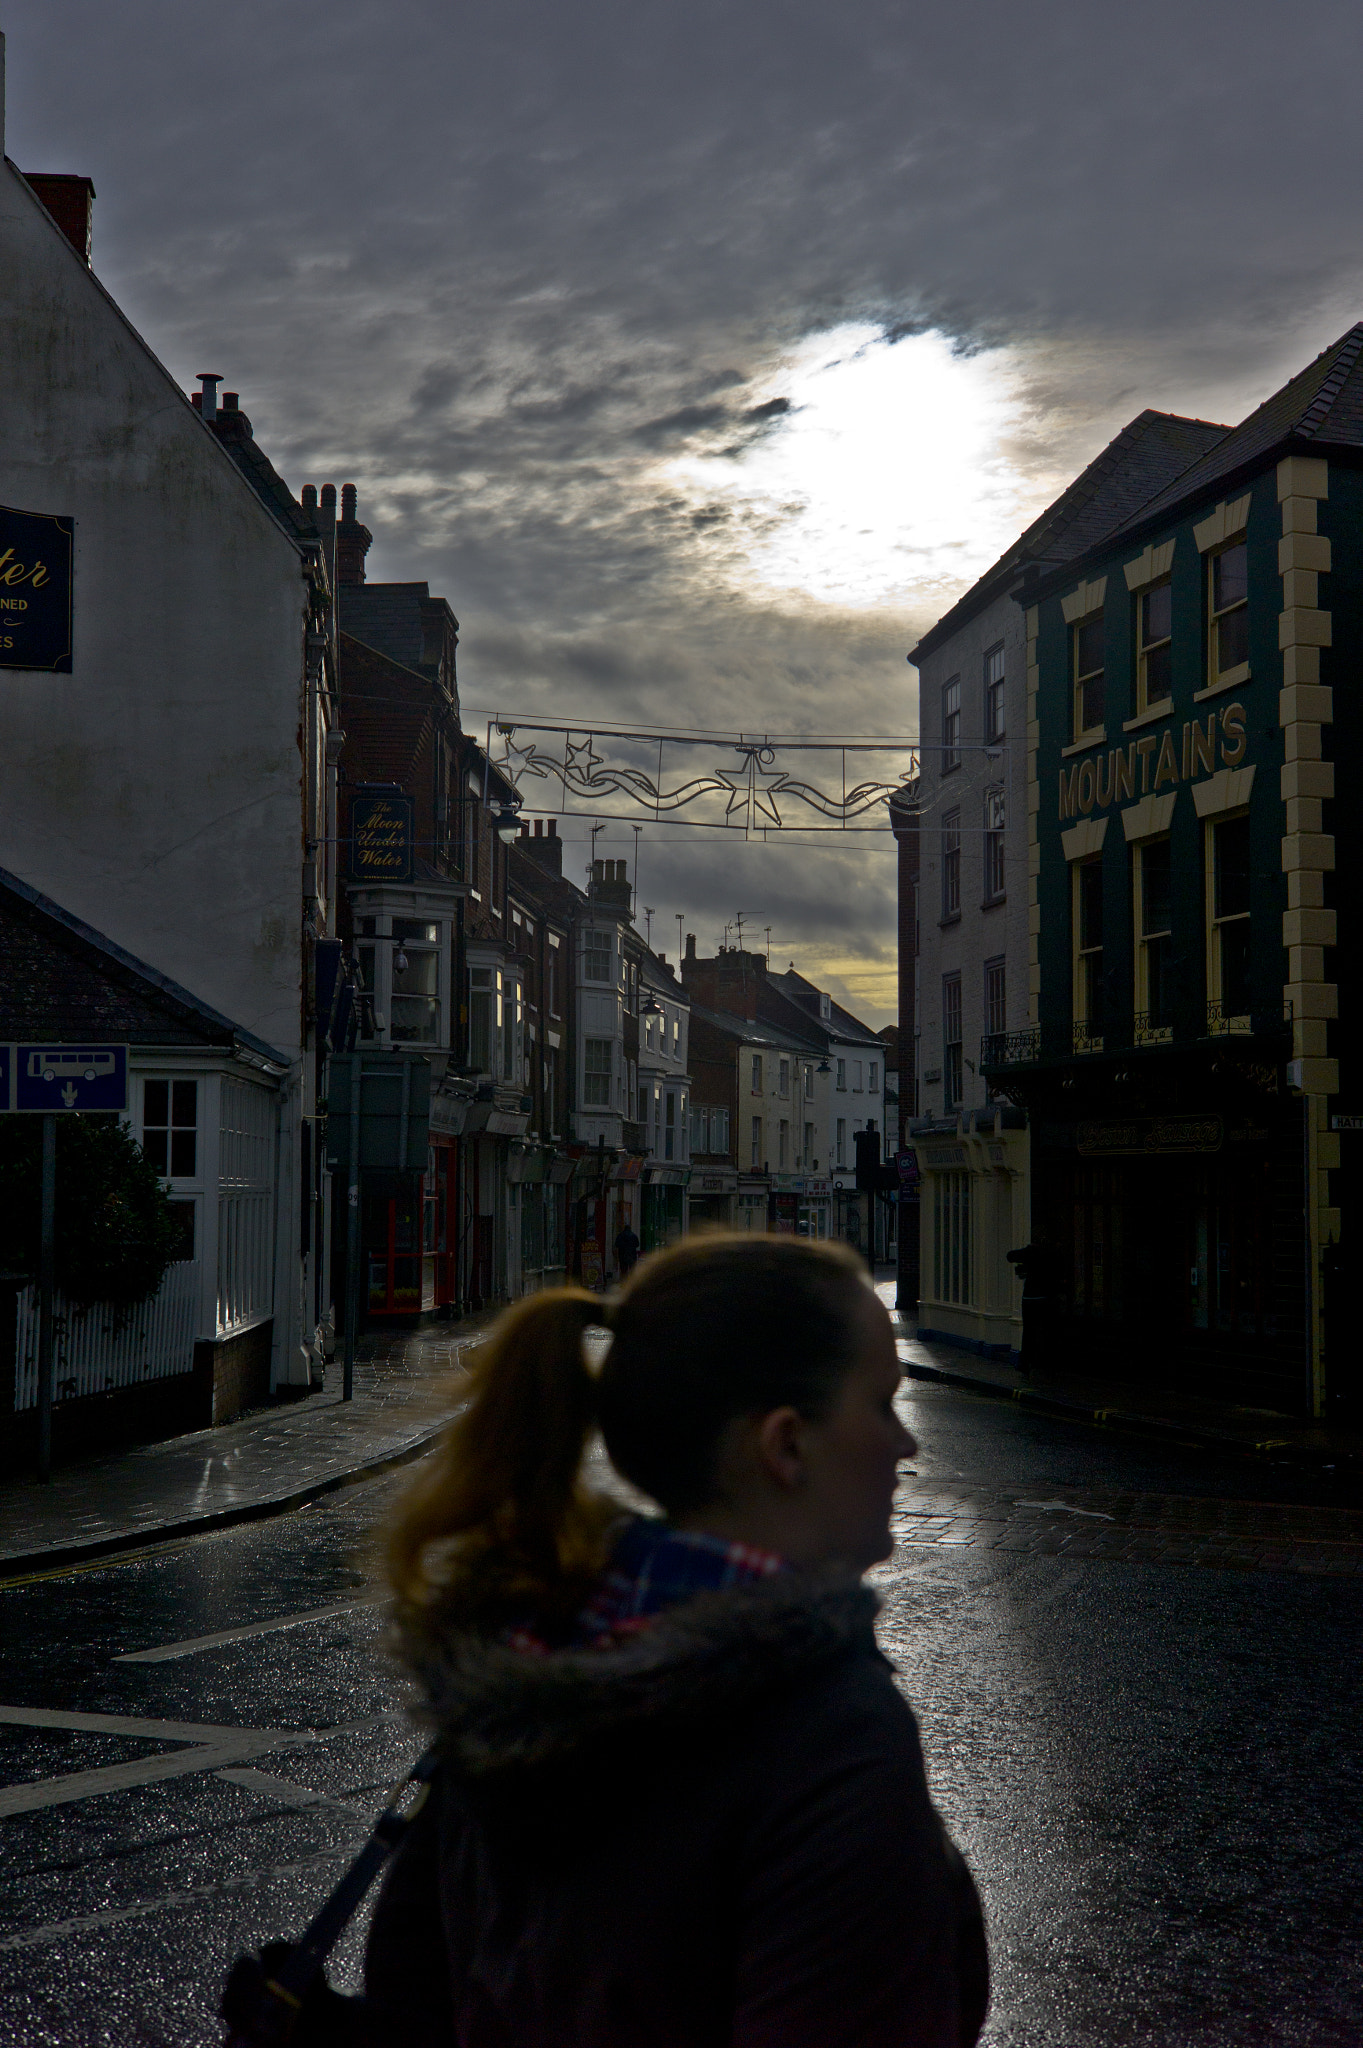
[363,1235,989,2045]
[614,1221,640,1275]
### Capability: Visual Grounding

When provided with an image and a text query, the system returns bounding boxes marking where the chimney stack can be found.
[25,174,95,264]
[336,482,372,586]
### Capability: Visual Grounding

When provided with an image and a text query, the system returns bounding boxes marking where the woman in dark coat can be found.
[367,1235,988,2045]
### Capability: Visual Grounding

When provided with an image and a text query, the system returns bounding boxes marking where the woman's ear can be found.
[754,1406,807,1494]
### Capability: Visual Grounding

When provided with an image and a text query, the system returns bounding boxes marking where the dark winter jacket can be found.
[361,1571,989,2047]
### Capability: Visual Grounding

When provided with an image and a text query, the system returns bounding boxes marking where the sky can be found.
[6,0,1363,1025]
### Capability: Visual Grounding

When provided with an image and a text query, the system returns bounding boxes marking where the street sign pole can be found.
[343,1056,361,1403]
[36,1115,56,1484]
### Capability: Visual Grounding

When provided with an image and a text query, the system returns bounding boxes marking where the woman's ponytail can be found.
[384,1287,611,1626]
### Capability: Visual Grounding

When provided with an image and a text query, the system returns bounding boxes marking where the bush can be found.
[0,1114,183,1319]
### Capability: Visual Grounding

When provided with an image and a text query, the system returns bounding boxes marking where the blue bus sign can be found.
[12,1045,128,1113]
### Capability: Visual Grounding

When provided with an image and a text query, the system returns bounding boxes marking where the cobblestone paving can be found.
[0,1320,495,1572]
[896,1478,1363,1573]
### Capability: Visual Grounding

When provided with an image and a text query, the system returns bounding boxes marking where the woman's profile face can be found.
[795,1292,916,1573]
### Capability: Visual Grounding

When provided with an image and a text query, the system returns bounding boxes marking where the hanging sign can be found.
[0,506,74,672]
[350,789,414,883]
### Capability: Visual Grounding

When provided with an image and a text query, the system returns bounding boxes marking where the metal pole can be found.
[37,1115,56,1483]
[343,1058,361,1402]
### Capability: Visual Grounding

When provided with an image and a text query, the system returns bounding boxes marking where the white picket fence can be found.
[13,1260,201,1410]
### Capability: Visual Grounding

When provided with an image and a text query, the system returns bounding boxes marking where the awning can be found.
[548,1155,576,1185]
[463,1102,531,1138]
[428,1094,470,1137]
[643,1165,689,1186]
[611,1156,644,1182]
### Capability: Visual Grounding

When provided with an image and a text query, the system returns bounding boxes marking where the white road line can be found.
[0,1838,368,1951]
[216,1766,370,1818]
[0,1703,310,1818]
[0,1703,292,1743]
[114,1595,379,1664]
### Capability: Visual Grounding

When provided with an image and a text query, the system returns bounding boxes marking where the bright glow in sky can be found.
[668,323,1046,611]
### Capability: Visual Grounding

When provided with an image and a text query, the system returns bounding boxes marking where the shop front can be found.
[768,1174,832,1238]
[735,1173,769,1233]
[911,1111,1028,1357]
[688,1165,737,1231]
[641,1164,689,1251]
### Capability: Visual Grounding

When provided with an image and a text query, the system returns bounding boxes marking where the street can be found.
[2,1379,1361,2047]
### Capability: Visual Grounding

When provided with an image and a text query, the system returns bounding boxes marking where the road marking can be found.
[0,1839,368,1952]
[216,1766,370,1818]
[114,1595,378,1664]
[1014,1499,1116,1520]
[0,1704,408,1818]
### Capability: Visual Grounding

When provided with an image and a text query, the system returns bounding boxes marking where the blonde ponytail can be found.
[384,1287,614,1629]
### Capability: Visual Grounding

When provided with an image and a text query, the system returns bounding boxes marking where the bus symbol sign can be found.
[12,1045,128,1113]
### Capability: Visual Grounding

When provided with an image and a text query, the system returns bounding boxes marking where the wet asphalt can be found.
[1,1381,1360,2046]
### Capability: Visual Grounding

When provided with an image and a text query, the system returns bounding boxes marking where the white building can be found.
[0,98,335,1418]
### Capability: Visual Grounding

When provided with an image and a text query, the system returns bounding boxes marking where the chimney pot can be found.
[196,373,223,422]
[341,483,358,522]
[335,482,372,586]
[685,933,696,960]
[301,485,318,514]
[534,819,543,837]
[221,391,239,412]
[320,483,337,510]
[548,819,557,837]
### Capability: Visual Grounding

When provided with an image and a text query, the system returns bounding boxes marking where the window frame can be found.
[1208,540,1249,684]
[941,675,961,773]
[1205,808,1253,1029]
[942,972,963,1112]
[984,955,1007,1039]
[1133,836,1174,1043]
[1072,611,1106,742]
[983,642,1006,743]
[1072,858,1105,1049]
[982,786,1006,905]
[1135,577,1173,713]
[941,807,962,923]
[583,1036,613,1107]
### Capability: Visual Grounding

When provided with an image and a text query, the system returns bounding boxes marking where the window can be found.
[502,974,522,1082]
[932,1172,971,1306]
[779,1119,789,1169]
[583,1038,612,1106]
[143,1079,197,1178]
[983,787,1006,904]
[1208,813,1252,1023]
[584,931,611,982]
[1073,613,1105,738]
[1209,542,1248,679]
[943,975,963,1110]
[1134,837,1173,1039]
[803,1121,815,1165]
[778,1058,790,1097]
[547,938,561,1017]
[750,1054,763,1094]
[942,808,961,920]
[1074,860,1105,1041]
[984,956,1007,1038]
[852,1061,863,1092]
[711,1106,730,1154]
[467,966,495,1072]
[869,1062,879,1092]
[802,1063,813,1094]
[1137,580,1172,709]
[836,1118,847,1168]
[664,1092,677,1160]
[836,1058,847,1091]
[672,1015,680,1056]
[942,675,961,772]
[751,1115,763,1169]
[984,643,1006,742]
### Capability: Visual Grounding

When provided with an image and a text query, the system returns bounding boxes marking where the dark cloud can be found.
[7,0,1363,1018]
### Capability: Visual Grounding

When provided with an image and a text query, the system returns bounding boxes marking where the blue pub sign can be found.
[350,788,414,883]
[0,505,74,673]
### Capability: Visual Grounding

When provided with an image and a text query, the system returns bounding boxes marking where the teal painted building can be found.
[983,326,1363,1419]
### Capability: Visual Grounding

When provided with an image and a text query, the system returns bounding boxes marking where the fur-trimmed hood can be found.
[396,1573,881,1780]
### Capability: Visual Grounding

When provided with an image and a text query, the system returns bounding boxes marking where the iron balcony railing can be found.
[980,999,1292,1072]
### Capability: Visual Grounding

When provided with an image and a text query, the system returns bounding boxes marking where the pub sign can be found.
[0,505,74,672]
[350,788,414,883]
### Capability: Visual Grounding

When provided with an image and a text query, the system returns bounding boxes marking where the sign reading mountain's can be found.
[0,506,74,673]
[350,789,414,882]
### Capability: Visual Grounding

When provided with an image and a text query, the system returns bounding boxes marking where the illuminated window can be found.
[1137,579,1172,709]
[1209,542,1248,679]
[983,787,1005,904]
[1073,614,1105,738]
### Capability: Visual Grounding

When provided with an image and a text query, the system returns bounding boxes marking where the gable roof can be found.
[1104,321,1363,544]
[766,968,885,1048]
[910,409,1229,663]
[0,866,289,1069]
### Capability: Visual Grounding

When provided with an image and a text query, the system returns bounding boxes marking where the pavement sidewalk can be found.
[876,1282,1363,1471]
[0,1315,500,1578]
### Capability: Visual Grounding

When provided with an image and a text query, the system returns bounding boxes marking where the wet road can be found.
[1,1381,1361,2046]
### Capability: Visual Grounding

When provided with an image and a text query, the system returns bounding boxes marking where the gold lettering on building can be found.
[1056,704,1249,819]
